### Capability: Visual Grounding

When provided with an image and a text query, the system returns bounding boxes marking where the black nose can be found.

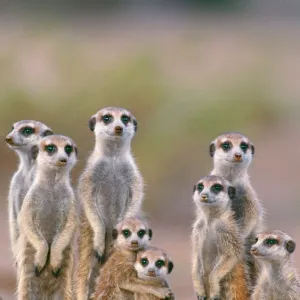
[131,241,139,246]
[234,153,242,159]
[6,137,13,144]
[59,158,67,163]
[114,126,123,134]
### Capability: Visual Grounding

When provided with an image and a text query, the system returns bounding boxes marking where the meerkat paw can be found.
[210,297,221,300]
[34,245,48,276]
[94,249,105,263]
[197,296,207,300]
[50,248,63,277]
[52,267,62,278]
[154,287,173,299]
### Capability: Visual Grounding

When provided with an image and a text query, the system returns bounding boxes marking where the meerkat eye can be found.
[140,257,149,266]
[265,239,278,246]
[197,183,204,192]
[211,184,223,193]
[122,229,131,238]
[21,127,35,137]
[255,237,258,243]
[12,126,14,130]
[155,260,165,268]
[137,229,146,238]
[221,142,231,152]
[121,115,131,125]
[102,114,113,125]
[45,144,57,154]
[65,145,73,154]
[240,142,249,153]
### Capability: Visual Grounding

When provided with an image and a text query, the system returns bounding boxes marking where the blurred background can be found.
[1,1,300,299]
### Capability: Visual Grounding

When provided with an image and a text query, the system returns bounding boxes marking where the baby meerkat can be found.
[17,134,77,300]
[251,230,300,300]
[5,120,53,262]
[210,132,264,286]
[191,175,248,300]
[91,217,171,300]
[76,107,144,299]
[132,247,175,300]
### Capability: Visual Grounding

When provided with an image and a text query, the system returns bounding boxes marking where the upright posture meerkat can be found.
[132,247,174,300]
[77,107,144,300]
[191,175,248,300]
[91,217,173,300]
[5,120,53,262]
[17,134,77,300]
[251,230,300,300]
[209,132,264,286]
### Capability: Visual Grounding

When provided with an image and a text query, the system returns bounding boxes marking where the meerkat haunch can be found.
[91,217,172,300]
[209,132,264,287]
[131,247,175,300]
[251,230,300,300]
[17,134,77,300]
[76,107,144,300]
[5,120,53,262]
[191,175,249,300]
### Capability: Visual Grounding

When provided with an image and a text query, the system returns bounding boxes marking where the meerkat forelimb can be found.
[17,134,78,300]
[251,230,300,300]
[76,107,144,299]
[191,175,249,300]
[90,217,171,300]
[209,132,264,287]
[5,120,53,263]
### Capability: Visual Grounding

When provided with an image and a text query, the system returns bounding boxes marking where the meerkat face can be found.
[37,135,77,170]
[5,120,53,153]
[209,132,254,169]
[134,247,174,281]
[251,230,296,262]
[112,218,152,251]
[88,107,137,141]
[193,175,236,211]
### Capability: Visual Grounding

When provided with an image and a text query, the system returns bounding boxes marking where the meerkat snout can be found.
[114,126,123,135]
[5,136,13,144]
[234,152,242,161]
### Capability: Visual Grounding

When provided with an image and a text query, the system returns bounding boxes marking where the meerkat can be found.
[132,247,175,300]
[17,134,77,300]
[251,230,300,300]
[76,107,144,300]
[209,132,264,287]
[91,217,173,300]
[191,175,249,300]
[5,120,53,262]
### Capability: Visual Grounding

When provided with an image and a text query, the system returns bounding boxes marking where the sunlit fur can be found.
[17,135,77,300]
[76,107,144,300]
[6,120,53,263]
[251,231,300,300]
[191,175,249,300]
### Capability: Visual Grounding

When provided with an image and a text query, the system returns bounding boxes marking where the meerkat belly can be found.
[201,231,218,276]
[231,185,246,223]
[92,160,134,223]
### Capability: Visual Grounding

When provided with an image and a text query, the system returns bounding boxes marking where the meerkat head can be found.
[112,217,152,251]
[5,120,53,157]
[37,135,78,170]
[251,230,296,263]
[88,107,137,142]
[134,247,174,281]
[193,175,236,212]
[209,132,254,172]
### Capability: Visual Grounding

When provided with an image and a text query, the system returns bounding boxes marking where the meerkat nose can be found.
[147,269,156,277]
[250,246,258,255]
[114,126,123,135]
[5,136,13,144]
[131,240,139,246]
[59,158,67,164]
[234,153,242,160]
[200,194,208,201]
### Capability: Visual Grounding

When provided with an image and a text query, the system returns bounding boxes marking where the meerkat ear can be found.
[42,129,53,137]
[148,229,153,240]
[209,142,216,157]
[30,145,39,160]
[168,261,174,274]
[193,185,197,193]
[112,229,118,240]
[89,116,96,132]
[286,240,296,253]
[74,146,78,156]
[133,119,138,132]
[251,144,255,155]
[228,186,236,199]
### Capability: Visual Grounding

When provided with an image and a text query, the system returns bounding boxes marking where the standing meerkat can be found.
[76,107,144,300]
[17,134,77,300]
[209,132,264,286]
[5,120,53,262]
[251,230,300,300]
[132,247,175,300]
[191,175,249,300]
[91,217,172,300]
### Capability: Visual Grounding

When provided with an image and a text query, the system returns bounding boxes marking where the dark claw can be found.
[94,250,105,263]
[52,267,61,278]
[197,296,207,300]
[210,297,221,300]
[35,265,43,277]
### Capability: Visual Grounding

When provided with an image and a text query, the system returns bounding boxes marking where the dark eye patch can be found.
[211,184,223,194]
[197,183,204,192]
[102,114,113,125]
[155,259,165,268]
[121,114,131,125]
[45,144,57,155]
[21,126,35,137]
[221,141,232,152]
[65,145,73,156]
[122,229,131,238]
[137,229,146,238]
[240,142,249,153]
[265,238,278,247]
[140,257,149,266]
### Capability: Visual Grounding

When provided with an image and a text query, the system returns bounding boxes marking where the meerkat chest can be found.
[231,184,247,222]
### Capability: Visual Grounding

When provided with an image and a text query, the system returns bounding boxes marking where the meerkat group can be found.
[5,110,299,300]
